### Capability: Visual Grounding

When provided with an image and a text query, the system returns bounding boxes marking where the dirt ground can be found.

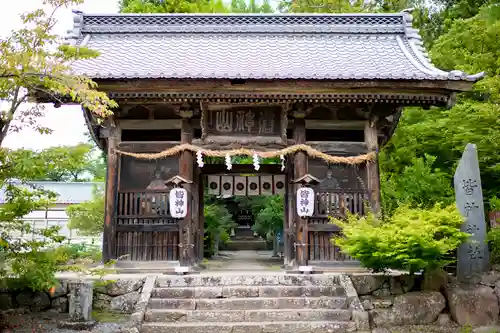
[0,309,129,333]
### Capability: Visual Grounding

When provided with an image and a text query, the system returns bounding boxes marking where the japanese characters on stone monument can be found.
[454,143,490,280]
[68,281,93,322]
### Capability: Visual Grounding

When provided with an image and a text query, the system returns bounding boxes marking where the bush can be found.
[488,227,500,264]
[331,204,469,274]
[204,203,236,257]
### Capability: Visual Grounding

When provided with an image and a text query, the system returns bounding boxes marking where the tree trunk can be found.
[272,232,278,257]
[214,231,220,256]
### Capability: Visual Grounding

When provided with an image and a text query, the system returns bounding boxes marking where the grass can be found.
[91,310,129,323]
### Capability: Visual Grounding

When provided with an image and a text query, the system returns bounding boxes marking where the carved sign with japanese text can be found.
[454,143,489,281]
[202,105,286,144]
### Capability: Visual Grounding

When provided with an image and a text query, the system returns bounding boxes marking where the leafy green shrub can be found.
[67,186,105,237]
[252,195,283,239]
[57,243,102,263]
[490,196,500,211]
[331,204,469,274]
[488,227,500,264]
[204,203,236,257]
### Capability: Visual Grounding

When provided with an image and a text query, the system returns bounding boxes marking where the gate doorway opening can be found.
[199,162,287,271]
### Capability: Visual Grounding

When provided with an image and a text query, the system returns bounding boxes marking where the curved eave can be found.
[82,107,106,151]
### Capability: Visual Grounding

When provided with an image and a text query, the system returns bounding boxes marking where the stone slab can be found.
[148,296,347,310]
[151,285,345,299]
[454,143,490,280]
[144,309,352,322]
[156,274,341,287]
[68,281,93,322]
[140,320,355,333]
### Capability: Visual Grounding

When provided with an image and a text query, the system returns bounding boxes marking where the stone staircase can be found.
[140,273,356,333]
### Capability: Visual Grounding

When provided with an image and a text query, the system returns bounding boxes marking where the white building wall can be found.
[14,205,102,247]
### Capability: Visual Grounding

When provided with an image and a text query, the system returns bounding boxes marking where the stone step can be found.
[156,274,341,287]
[225,240,269,251]
[148,296,348,310]
[151,285,346,299]
[144,308,352,323]
[140,321,355,333]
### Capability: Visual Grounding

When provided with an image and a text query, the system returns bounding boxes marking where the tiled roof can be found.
[0,181,104,204]
[67,11,483,82]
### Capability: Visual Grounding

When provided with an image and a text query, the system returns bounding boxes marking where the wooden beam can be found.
[287,119,366,130]
[179,116,194,266]
[103,117,121,263]
[306,141,368,155]
[119,119,203,130]
[95,78,472,93]
[293,116,308,267]
[200,164,283,175]
[365,119,381,214]
[117,141,179,152]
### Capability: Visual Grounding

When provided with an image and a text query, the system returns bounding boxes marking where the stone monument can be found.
[58,280,95,330]
[454,143,490,281]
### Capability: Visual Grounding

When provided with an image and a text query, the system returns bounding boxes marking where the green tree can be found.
[204,203,236,257]
[380,155,454,216]
[32,144,99,182]
[0,0,116,145]
[0,0,116,293]
[252,195,284,255]
[66,186,105,237]
[121,0,275,13]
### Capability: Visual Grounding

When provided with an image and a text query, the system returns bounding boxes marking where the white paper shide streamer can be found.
[253,153,260,171]
[196,150,204,168]
[280,154,285,171]
[225,154,232,170]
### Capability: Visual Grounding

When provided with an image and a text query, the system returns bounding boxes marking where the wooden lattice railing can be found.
[115,190,179,261]
[307,189,368,263]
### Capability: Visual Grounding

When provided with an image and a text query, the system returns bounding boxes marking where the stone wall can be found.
[0,278,145,315]
[350,271,500,330]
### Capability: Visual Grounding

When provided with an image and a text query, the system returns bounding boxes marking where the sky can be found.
[0,0,120,150]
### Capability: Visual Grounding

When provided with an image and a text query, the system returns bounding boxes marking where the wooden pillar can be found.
[284,159,293,267]
[198,174,205,262]
[179,113,194,266]
[293,115,308,267]
[103,116,121,263]
[365,118,381,214]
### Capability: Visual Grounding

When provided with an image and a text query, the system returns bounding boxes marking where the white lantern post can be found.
[291,173,320,273]
[165,175,193,274]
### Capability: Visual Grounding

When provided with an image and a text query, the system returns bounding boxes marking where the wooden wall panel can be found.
[120,155,179,191]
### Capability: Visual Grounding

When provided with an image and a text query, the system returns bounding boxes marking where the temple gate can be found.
[62,11,480,270]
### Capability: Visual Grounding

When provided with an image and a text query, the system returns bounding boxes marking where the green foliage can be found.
[490,196,500,211]
[66,186,105,237]
[120,0,274,13]
[332,204,469,274]
[488,227,500,265]
[380,154,454,216]
[0,0,116,143]
[204,202,236,257]
[0,184,66,291]
[0,0,116,293]
[252,196,284,238]
[31,144,106,182]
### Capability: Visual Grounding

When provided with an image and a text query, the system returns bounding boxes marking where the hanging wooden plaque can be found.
[201,105,287,146]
